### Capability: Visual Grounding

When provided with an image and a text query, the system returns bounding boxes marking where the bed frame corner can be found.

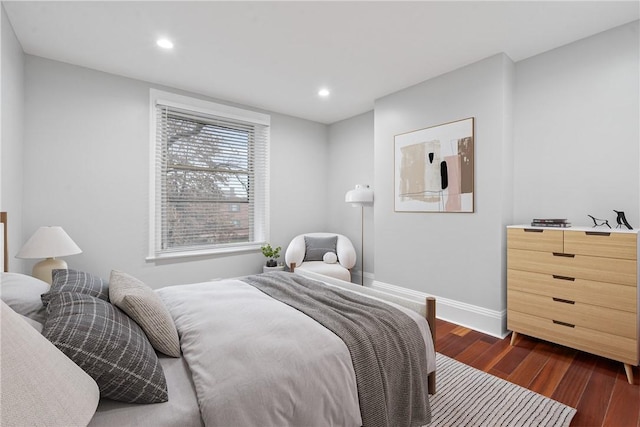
[426,296,436,395]
[1,212,7,273]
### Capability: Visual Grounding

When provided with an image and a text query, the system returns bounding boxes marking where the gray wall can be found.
[514,20,639,228]
[373,53,515,312]
[22,56,329,287]
[1,5,25,272]
[327,111,374,282]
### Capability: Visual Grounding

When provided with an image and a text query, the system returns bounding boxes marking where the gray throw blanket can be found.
[242,271,432,427]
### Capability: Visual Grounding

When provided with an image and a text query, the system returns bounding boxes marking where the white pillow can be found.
[0,273,49,323]
[323,252,338,264]
[1,301,99,425]
[19,313,43,333]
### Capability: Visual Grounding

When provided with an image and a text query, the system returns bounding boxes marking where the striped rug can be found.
[428,353,576,427]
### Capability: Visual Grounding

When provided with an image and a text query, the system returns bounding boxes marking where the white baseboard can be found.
[350,270,375,286]
[371,279,509,339]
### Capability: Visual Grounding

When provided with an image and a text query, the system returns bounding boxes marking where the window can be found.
[149,90,270,259]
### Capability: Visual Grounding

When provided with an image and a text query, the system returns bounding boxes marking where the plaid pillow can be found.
[42,292,168,403]
[41,269,109,307]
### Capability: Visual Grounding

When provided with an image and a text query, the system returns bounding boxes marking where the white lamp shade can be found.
[345,184,374,206]
[16,226,82,259]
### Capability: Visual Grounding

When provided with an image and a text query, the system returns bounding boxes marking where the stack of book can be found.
[530,218,571,228]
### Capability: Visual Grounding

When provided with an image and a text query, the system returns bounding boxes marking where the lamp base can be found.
[32,258,68,285]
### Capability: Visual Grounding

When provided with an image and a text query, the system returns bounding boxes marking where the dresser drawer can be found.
[508,290,636,339]
[508,311,638,365]
[507,269,637,313]
[507,228,563,252]
[564,231,637,260]
[508,248,637,286]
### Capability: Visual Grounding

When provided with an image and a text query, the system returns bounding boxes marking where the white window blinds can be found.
[152,96,269,257]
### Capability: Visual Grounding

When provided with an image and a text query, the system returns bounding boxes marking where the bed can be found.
[0,212,436,427]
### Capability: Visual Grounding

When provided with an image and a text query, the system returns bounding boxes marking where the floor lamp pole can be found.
[360,205,365,286]
[345,184,373,286]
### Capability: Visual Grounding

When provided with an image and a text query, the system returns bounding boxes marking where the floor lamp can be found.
[345,184,374,285]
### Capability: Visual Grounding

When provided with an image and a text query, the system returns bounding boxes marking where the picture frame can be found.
[394,117,474,213]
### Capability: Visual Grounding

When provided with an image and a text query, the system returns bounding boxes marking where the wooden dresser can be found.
[507,225,639,384]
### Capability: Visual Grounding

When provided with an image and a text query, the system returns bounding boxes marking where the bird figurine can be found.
[588,215,611,228]
[614,210,633,230]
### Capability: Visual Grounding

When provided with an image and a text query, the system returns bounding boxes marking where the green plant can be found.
[261,243,281,267]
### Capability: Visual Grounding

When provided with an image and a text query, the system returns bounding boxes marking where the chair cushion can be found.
[296,261,351,282]
[303,236,337,261]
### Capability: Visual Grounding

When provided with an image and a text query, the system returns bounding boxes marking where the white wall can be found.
[11,18,639,336]
[373,54,515,335]
[22,56,328,287]
[0,5,25,272]
[269,114,329,244]
[328,21,638,338]
[514,21,639,228]
[327,111,374,283]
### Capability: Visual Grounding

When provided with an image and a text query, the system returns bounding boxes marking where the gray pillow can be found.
[109,270,181,357]
[304,236,338,262]
[42,292,168,403]
[0,272,49,323]
[41,269,109,307]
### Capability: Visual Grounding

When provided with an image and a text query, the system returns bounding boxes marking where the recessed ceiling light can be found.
[318,88,330,97]
[157,38,174,49]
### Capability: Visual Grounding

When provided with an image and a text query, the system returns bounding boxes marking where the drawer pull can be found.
[553,320,575,328]
[552,252,575,258]
[552,275,575,281]
[524,229,544,233]
[585,231,611,236]
[552,297,575,305]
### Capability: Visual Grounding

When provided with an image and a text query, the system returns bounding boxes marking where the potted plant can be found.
[261,243,282,268]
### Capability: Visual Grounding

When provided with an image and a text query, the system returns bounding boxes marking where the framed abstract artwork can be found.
[394,117,474,213]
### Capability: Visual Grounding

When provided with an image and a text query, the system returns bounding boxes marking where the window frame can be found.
[147,89,270,260]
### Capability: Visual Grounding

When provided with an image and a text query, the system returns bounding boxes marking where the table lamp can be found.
[16,226,82,284]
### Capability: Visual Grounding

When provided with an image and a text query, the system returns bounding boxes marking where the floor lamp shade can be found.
[16,226,82,284]
[345,184,374,206]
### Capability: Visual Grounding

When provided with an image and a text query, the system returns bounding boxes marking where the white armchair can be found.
[285,233,356,282]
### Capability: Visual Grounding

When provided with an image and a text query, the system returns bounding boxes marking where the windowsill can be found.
[146,243,263,262]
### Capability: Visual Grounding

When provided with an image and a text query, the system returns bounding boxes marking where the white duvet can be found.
[158,279,363,427]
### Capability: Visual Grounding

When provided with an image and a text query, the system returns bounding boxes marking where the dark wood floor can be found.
[435,318,640,427]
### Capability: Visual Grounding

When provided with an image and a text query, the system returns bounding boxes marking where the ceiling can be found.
[4,1,639,124]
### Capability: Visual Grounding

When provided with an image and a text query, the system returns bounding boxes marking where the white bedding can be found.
[88,274,436,427]
[158,279,362,426]
[89,355,202,427]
